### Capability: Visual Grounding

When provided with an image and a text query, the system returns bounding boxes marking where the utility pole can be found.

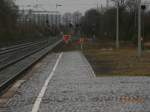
[138,0,142,57]
[97,1,99,11]
[56,3,62,33]
[116,1,119,49]
[106,0,109,9]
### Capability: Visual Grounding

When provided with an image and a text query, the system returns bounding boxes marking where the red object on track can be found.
[63,35,71,43]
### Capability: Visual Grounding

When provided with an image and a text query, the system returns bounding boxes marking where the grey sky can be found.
[15,0,107,14]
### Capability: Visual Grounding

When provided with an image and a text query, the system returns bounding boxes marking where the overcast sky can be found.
[15,0,107,14]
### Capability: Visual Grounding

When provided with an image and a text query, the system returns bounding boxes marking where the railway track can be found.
[0,40,47,55]
[0,38,62,94]
[0,40,48,71]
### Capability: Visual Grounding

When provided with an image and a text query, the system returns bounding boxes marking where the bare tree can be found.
[0,0,18,33]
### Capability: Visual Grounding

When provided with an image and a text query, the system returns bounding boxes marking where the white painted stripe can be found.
[31,52,63,112]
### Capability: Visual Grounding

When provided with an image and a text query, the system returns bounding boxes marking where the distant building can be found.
[17,10,61,27]
[62,13,73,25]
[62,12,82,26]
[72,11,82,25]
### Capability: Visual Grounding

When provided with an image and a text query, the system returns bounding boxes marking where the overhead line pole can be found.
[106,0,109,9]
[138,0,142,57]
[116,1,119,49]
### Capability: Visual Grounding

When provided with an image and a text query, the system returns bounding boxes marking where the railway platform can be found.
[0,51,150,112]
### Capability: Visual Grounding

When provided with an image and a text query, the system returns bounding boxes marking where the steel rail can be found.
[0,40,48,55]
[0,40,49,71]
[0,39,63,95]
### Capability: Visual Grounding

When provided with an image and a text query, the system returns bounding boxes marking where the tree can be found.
[110,0,138,40]
[80,9,101,37]
[0,0,18,33]
[80,0,150,42]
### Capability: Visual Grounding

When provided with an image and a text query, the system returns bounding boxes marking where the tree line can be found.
[80,0,150,43]
[0,0,52,47]
[0,0,18,36]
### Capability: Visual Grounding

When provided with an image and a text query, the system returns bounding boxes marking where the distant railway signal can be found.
[56,3,62,9]
[141,5,146,10]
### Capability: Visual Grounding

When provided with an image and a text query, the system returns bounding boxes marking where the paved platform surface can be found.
[1,51,150,112]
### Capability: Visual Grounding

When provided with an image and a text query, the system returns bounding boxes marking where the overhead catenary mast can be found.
[106,0,109,9]
[96,0,99,11]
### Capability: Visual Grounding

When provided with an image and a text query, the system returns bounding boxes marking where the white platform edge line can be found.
[79,52,96,78]
[31,52,63,112]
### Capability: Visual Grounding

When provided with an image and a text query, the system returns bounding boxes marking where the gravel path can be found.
[1,51,150,112]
